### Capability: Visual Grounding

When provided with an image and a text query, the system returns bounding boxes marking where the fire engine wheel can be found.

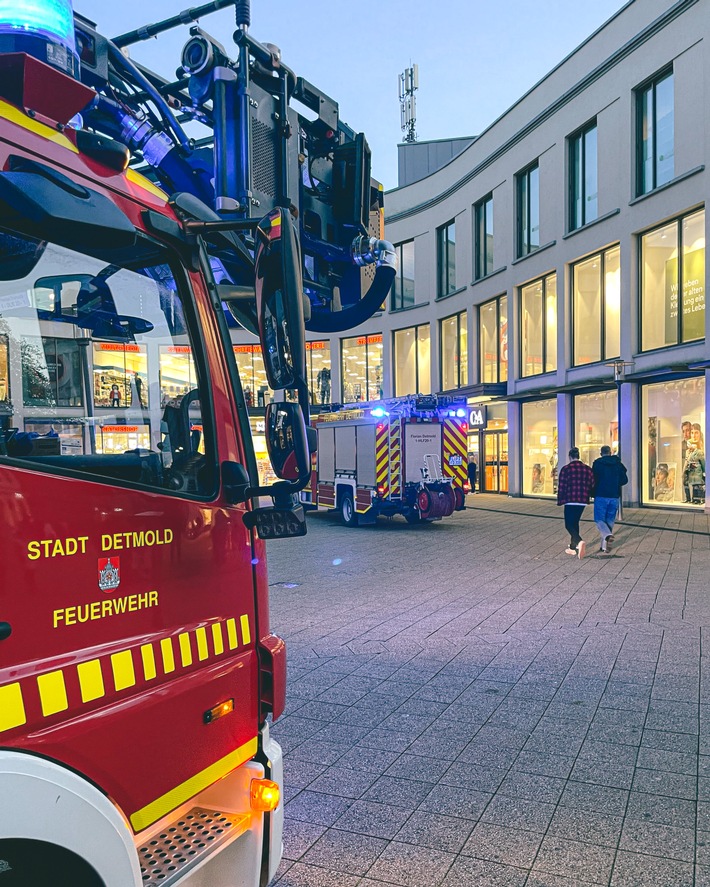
[0,840,104,886]
[405,510,421,524]
[417,488,433,516]
[340,493,359,527]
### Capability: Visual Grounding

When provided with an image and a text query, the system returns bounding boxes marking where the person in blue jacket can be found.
[592,445,628,553]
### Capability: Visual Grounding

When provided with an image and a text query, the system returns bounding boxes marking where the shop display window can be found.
[521,274,556,377]
[96,423,151,455]
[250,416,277,486]
[160,345,198,407]
[0,334,9,404]
[93,342,148,409]
[306,341,331,405]
[522,398,558,496]
[642,377,706,507]
[233,345,274,408]
[394,324,430,397]
[573,390,618,466]
[641,210,705,352]
[480,295,508,383]
[441,312,467,391]
[341,334,383,402]
[22,336,83,407]
[573,246,620,365]
[24,419,84,455]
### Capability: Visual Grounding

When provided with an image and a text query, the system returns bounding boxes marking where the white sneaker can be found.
[565,548,576,555]
[577,541,587,559]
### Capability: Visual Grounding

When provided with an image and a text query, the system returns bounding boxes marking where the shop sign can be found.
[102,426,140,433]
[306,341,326,351]
[234,344,261,354]
[99,343,141,353]
[356,334,382,346]
[167,345,192,354]
[469,406,488,429]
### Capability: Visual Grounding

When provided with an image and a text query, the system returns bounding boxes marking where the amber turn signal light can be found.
[203,699,234,724]
[250,778,280,812]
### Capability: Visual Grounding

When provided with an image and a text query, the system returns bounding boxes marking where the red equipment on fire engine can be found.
[304,396,469,526]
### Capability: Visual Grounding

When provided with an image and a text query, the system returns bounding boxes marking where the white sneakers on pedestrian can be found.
[577,541,587,559]
[565,548,576,555]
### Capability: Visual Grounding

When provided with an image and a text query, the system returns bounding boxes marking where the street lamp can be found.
[606,359,634,517]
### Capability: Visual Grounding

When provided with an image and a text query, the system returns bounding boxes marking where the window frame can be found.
[571,244,621,367]
[519,274,557,379]
[440,310,467,391]
[474,194,494,280]
[568,119,598,231]
[635,66,674,197]
[390,240,415,311]
[639,208,705,353]
[393,323,431,396]
[340,334,383,402]
[516,162,540,258]
[437,220,456,297]
[479,295,508,384]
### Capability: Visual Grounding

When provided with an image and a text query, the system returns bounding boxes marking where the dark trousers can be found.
[564,504,586,548]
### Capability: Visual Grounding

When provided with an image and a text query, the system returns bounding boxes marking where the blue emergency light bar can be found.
[0,0,79,77]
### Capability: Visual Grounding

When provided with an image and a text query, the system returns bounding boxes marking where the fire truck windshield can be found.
[0,226,219,497]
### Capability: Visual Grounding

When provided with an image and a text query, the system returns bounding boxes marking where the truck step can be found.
[138,807,250,886]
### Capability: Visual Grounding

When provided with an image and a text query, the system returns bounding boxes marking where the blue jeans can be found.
[594,497,618,547]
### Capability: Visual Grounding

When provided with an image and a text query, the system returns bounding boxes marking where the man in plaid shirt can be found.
[557,447,595,559]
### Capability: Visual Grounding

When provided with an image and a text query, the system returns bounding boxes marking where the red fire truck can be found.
[0,1,395,884]
[303,396,469,526]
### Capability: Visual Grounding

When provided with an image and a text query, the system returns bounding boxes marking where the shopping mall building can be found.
[256,0,707,510]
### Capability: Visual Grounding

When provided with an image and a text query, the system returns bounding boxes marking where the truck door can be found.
[0,226,259,834]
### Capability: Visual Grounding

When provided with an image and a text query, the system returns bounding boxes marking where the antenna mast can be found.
[399,64,418,143]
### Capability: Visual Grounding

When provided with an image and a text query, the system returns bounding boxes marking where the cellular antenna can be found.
[399,64,418,143]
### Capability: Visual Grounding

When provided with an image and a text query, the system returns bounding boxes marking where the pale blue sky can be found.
[76,0,628,190]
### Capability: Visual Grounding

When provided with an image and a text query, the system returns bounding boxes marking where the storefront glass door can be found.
[483,431,509,493]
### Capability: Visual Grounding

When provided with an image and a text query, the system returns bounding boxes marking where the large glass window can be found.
[394,325,430,396]
[517,162,540,258]
[441,312,467,391]
[93,342,147,409]
[574,390,618,466]
[437,220,456,297]
[479,296,508,383]
[0,335,8,406]
[640,210,705,352]
[341,334,383,402]
[306,341,331,405]
[643,378,705,507]
[22,336,83,407]
[233,345,274,408]
[572,246,621,365]
[474,194,494,279]
[522,398,558,496]
[391,241,415,311]
[637,69,674,196]
[521,274,557,377]
[0,228,215,496]
[569,121,598,230]
[159,345,198,408]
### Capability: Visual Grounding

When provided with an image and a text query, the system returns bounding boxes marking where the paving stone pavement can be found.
[265,495,710,886]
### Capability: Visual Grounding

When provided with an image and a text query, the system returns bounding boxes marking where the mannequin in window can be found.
[110,383,122,408]
[317,367,331,405]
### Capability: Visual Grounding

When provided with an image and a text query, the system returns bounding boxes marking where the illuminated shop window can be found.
[95,423,151,455]
[233,345,274,408]
[159,345,198,407]
[479,296,508,383]
[640,209,705,352]
[643,377,706,507]
[0,334,9,404]
[341,334,383,402]
[22,336,83,407]
[521,274,557,378]
[93,342,148,409]
[394,324,430,396]
[441,311,467,390]
[306,341,331,405]
[573,390,618,467]
[522,398,558,496]
[572,245,620,365]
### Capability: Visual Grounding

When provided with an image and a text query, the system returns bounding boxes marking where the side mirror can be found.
[254,207,306,391]
[265,401,309,483]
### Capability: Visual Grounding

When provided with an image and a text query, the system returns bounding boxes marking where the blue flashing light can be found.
[370,407,388,418]
[456,408,467,418]
[0,0,79,76]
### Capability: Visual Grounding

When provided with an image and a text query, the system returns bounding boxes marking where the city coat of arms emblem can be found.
[98,557,120,591]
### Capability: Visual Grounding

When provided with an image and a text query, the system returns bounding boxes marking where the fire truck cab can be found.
[304,396,469,526]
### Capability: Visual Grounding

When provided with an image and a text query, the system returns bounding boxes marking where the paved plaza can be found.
[267,496,710,886]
